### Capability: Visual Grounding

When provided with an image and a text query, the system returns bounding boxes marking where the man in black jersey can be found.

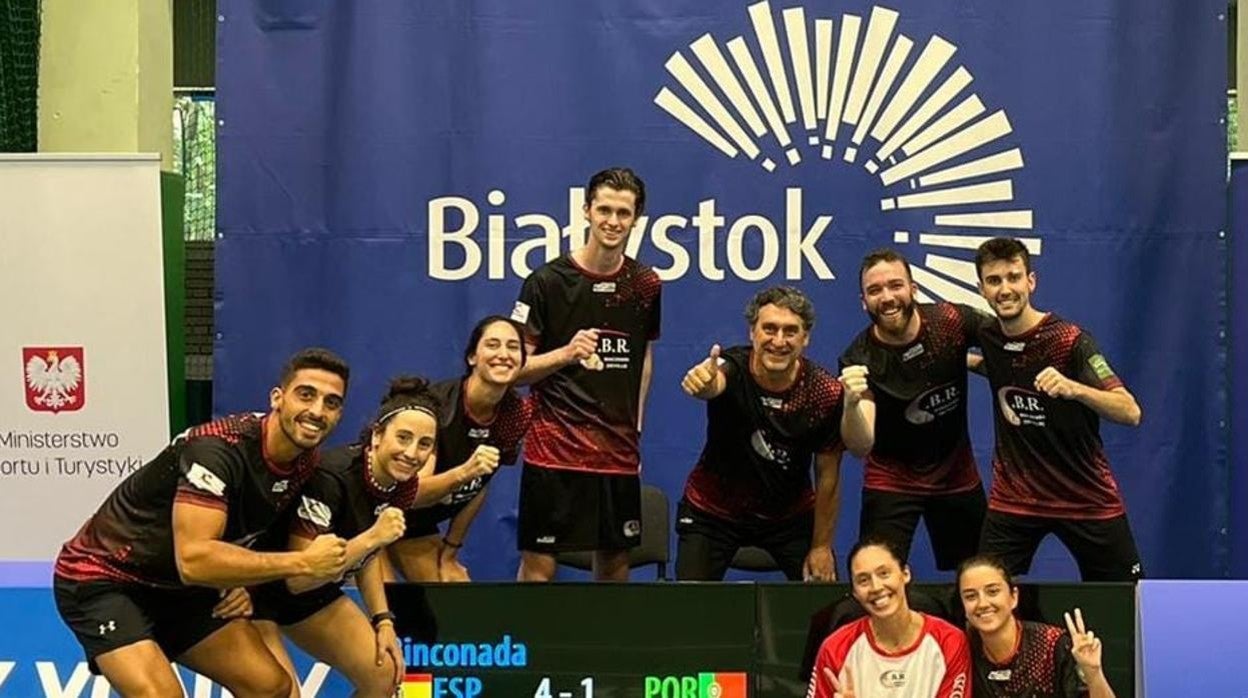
[676,286,874,581]
[840,248,989,571]
[512,167,661,582]
[53,348,353,698]
[974,237,1143,581]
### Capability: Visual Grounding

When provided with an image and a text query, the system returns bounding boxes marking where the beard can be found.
[868,299,916,335]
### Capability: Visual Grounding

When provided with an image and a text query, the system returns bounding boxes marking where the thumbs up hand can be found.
[682,344,723,397]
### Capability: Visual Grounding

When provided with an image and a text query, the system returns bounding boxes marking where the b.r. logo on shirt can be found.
[878,670,907,688]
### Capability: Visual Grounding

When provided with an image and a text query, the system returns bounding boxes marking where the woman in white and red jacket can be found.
[808,536,971,698]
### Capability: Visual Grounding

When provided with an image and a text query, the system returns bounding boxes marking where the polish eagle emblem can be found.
[23,347,85,413]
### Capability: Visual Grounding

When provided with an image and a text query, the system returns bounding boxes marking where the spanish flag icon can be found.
[400,673,433,698]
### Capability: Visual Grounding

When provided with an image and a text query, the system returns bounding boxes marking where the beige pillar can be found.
[38,0,173,169]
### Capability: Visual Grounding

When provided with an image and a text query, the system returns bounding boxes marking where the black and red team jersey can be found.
[289,444,420,577]
[978,314,1126,519]
[683,346,844,522]
[970,621,1087,697]
[840,302,987,495]
[54,413,319,588]
[513,254,661,475]
[407,378,533,529]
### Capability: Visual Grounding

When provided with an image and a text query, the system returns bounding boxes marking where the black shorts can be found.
[859,486,987,570]
[674,498,813,581]
[517,463,641,553]
[250,580,344,626]
[402,514,444,540]
[403,504,467,540]
[53,576,229,673]
[979,510,1143,581]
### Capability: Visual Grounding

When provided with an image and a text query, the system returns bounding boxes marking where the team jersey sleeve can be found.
[647,276,663,341]
[957,302,993,348]
[936,625,972,698]
[513,271,547,343]
[805,639,840,698]
[175,438,243,513]
[716,347,744,395]
[816,376,846,455]
[1053,633,1090,696]
[498,394,535,464]
[290,470,346,540]
[1070,330,1124,391]
[838,333,868,372]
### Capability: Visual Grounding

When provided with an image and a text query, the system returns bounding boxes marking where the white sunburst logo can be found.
[655,1,1042,309]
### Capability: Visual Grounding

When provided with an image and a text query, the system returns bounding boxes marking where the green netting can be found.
[0,0,41,152]
[173,96,216,241]
[1230,95,1239,153]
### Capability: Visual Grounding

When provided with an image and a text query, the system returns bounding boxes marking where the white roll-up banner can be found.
[0,154,169,576]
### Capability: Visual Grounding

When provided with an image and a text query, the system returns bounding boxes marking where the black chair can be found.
[729,545,780,572]
[556,484,671,580]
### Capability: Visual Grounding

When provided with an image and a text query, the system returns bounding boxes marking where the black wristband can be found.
[442,537,464,549]
[371,611,396,628]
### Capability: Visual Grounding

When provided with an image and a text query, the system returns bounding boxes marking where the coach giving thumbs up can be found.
[682,344,726,399]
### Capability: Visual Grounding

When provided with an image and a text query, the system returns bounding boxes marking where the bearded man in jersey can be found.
[840,248,989,572]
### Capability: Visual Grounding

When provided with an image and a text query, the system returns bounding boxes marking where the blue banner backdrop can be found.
[216,0,1228,579]
[1231,156,1247,579]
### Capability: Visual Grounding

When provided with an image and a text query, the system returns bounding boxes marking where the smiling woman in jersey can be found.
[386,315,533,582]
[250,376,500,698]
[958,555,1116,698]
[808,537,970,698]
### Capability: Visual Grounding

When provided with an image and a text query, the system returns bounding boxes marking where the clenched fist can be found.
[562,329,600,366]
[370,506,407,546]
[839,364,870,404]
[459,445,500,483]
[302,534,348,580]
[1034,366,1080,399]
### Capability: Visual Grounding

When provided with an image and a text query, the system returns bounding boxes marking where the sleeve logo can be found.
[1087,354,1115,380]
[510,300,531,323]
[185,462,226,496]
[297,495,333,528]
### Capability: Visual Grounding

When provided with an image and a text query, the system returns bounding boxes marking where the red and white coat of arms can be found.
[23,346,85,413]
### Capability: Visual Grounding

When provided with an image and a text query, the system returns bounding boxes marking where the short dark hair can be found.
[974,237,1031,277]
[463,315,528,376]
[744,286,816,331]
[585,167,646,216]
[360,375,442,443]
[859,248,913,289]
[955,554,1016,591]
[279,348,349,390]
[847,535,908,577]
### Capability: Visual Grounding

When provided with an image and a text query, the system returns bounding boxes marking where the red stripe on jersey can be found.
[54,556,155,585]
[864,442,982,495]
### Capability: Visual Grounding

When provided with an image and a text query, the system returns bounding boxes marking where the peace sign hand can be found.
[1064,608,1103,674]
[821,666,855,698]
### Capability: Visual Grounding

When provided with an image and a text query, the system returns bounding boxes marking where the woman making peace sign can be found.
[957,555,1116,697]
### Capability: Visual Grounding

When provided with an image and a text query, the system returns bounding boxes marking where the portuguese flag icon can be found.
[698,672,747,698]
[400,673,433,698]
